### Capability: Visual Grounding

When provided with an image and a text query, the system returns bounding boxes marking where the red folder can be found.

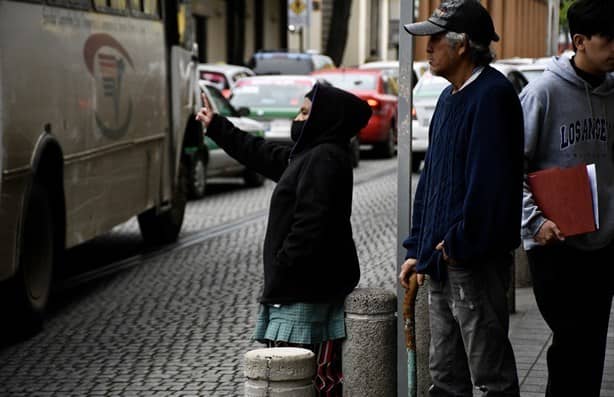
[527,164,596,237]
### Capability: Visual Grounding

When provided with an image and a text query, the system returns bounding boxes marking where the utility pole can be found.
[399,0,433,395]
[547,0,561,56]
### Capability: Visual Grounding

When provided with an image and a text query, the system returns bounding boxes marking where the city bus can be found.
[0,0,202,330]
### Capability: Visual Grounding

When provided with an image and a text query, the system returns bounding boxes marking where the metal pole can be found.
[397,1,414,396]
[547,0,561,56]
[299,26,304,52]
[552,0,560,55]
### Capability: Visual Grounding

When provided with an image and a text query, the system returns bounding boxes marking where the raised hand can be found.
[195,92,214,128]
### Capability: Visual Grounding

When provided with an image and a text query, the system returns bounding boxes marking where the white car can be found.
[517,63,548,83]
[491,62,529,94]
[514,57,553,83]
[197,63,255,98]
[411,72,449,172]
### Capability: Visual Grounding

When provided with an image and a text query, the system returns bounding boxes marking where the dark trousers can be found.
[527,243,614,397]
[428,255,520,397]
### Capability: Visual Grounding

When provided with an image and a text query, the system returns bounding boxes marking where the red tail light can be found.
[367,98,382,113]
[412,107,417,120]
[366,98,380,108]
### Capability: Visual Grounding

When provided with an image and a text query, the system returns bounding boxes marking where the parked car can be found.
[359,60,399,78]
[491,62,529,94]
[411,72,449,172]
[247,50,335,75]
[513,57,551,83]
[517,63,548,83]
[184,82,266,199]
[413,61,430,78]
[197,63,255,98]
[312,68,398,158]
[358,60,422,88]
[411,64,528,172]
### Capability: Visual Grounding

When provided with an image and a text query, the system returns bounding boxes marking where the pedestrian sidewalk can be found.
[509,287,614,397]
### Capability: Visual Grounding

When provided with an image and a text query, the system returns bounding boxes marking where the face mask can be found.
[291,120,306,142]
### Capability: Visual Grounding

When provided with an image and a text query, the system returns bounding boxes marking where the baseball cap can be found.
[404,0,500,45]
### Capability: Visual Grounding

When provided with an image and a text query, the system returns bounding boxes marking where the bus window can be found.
[46,0,90,9]
[128,0,159,19]
[94,0,129,14]
[93,0,107,9]
[128,0,141,12]
[143,0,158,17]
[110,0,127,10]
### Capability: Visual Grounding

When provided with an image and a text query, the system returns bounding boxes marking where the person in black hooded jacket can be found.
[196,82,371,396]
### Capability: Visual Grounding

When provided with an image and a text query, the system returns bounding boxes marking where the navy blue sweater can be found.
[403,66,524,281]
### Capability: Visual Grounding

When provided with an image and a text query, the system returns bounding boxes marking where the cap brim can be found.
[403,20,446,36]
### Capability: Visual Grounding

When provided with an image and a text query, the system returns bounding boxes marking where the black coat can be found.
[206,83,372,303]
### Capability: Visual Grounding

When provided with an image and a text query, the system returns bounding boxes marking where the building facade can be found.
[413,0,559,61]
[191,0,288,65]
[188,0,559,68]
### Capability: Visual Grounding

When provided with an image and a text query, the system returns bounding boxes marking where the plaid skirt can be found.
[253,302,346,344]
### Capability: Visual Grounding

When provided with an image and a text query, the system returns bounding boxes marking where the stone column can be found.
[244,347,315,397]
[343,288,397,397]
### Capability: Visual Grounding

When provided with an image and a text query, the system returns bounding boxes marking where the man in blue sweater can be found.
[399,1,524,396]
[520,1,614,396]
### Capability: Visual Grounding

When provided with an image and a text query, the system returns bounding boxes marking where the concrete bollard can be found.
[342,288,397,397]
[244,347,315,397]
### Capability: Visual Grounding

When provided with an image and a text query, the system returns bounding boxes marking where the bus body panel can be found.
[0,0,187,282]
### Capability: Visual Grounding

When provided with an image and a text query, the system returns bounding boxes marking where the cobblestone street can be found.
[1,155,614,397]
[0,157,400,397]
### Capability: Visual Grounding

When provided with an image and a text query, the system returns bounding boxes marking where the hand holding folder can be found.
[527,163,598,237]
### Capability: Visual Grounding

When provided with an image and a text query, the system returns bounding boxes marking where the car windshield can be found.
[200,71,227,91]
[414,76,449,99]
[251,54,313,75]
[230,81,313,108]
[316,73,377,90]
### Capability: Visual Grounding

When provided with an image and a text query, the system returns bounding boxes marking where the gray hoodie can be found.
[520,56,614,250]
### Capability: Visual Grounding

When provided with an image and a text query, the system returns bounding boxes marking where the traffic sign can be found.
[288,0,310,28]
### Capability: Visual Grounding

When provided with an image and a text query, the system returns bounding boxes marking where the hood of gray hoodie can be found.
[520,55,614,250]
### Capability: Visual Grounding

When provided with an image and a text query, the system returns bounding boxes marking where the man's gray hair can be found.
[445,31,495,66]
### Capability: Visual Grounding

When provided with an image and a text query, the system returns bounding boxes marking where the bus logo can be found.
[84,33,134,139]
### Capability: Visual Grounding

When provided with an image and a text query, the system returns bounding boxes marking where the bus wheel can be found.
[6,182,54,333]
[138,161,187,245]
[188,152,207,199]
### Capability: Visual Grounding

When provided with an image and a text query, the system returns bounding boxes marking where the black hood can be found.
[292,82,372,154]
